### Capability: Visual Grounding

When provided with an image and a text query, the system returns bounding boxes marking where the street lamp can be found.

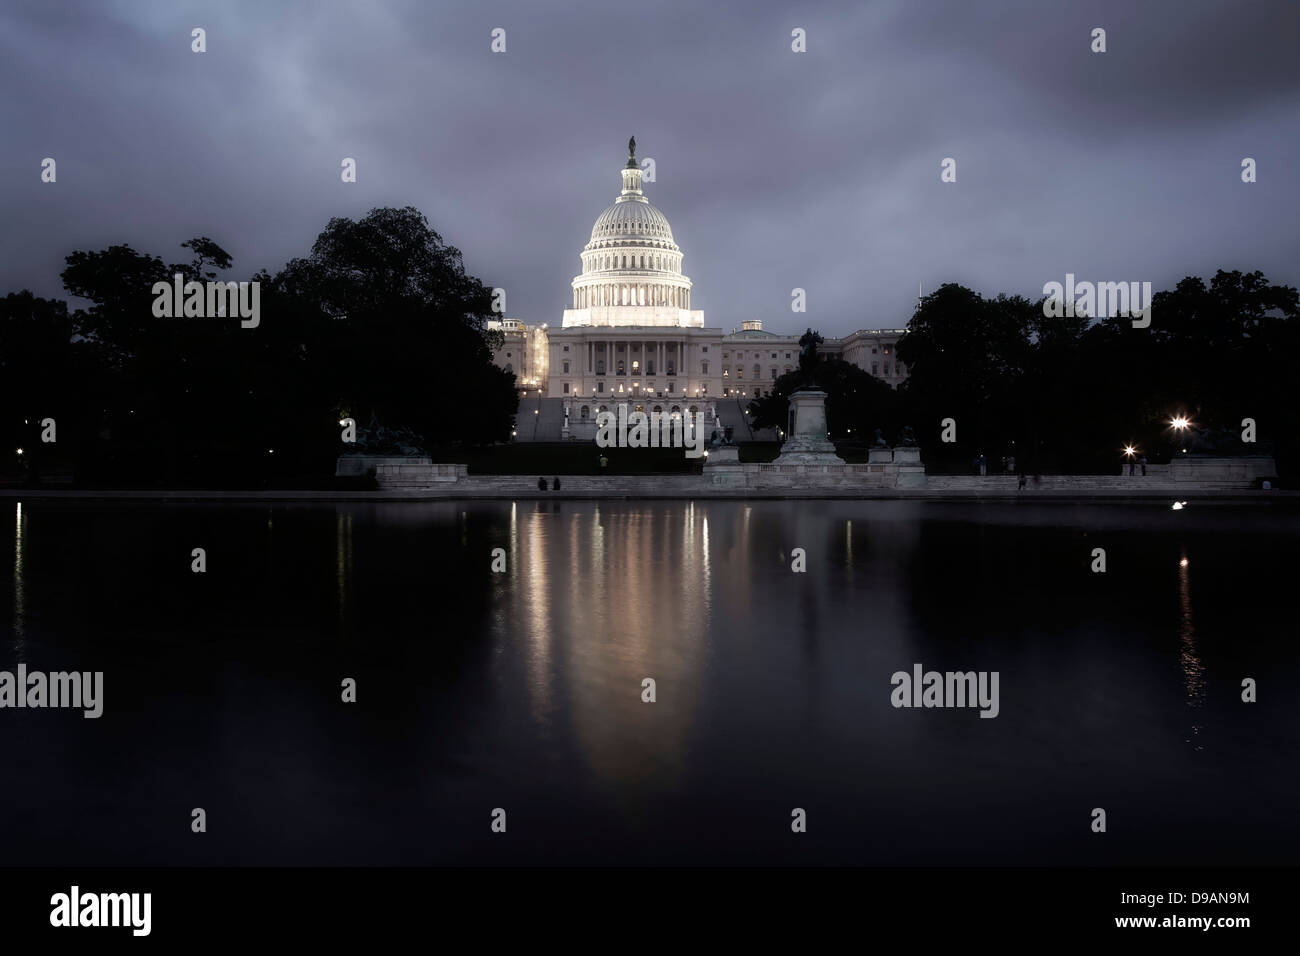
[1169,416,1191,457]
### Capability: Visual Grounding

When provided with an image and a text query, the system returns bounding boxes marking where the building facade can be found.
[487,317,550,391]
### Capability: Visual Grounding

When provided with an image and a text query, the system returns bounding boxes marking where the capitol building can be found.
[491,139,908,441]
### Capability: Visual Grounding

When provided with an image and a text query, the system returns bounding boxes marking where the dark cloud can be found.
[1,0,1296,336]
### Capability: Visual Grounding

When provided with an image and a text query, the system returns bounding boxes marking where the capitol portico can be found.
[501,139,909,441]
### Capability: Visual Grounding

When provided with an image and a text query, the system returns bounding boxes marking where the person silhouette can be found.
[537,476,547,491]
[552,477,561,491]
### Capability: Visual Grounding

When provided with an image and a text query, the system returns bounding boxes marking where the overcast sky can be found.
[2,0,1297,336]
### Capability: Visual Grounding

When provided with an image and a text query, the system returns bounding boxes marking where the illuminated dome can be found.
[568,137,694,318]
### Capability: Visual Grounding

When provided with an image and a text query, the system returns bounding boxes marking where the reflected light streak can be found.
[701,514,711,614]
[13,501,26,653]
[1177,548,1205,749]
[524,510,553,720]
[334,510,353,641]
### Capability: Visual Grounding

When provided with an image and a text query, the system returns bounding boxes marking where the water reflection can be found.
[1177,548,1205,749]
[2,498,1296,865]
[492,503,716,805]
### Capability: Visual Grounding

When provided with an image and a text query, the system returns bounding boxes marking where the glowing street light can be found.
[1123,445,1137,458]
[1170,416,1190,430]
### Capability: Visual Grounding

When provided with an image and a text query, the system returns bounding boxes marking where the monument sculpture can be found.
[335,413,432,477]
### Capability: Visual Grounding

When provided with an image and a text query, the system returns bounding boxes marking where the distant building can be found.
[487,317,549,394]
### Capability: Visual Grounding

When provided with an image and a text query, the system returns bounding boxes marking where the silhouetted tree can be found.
[270,206,517,447]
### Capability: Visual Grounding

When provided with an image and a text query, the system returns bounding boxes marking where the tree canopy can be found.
[4,207,517,485]
[750,270,1298,476]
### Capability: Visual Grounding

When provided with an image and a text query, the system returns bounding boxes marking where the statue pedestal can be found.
[773,389,843,465]
[868,447,893,464]
[703,445,746,487]
[893,446,921,464]
[335,455,432,478]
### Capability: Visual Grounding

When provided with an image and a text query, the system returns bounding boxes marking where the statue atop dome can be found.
[626,136,637,168]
